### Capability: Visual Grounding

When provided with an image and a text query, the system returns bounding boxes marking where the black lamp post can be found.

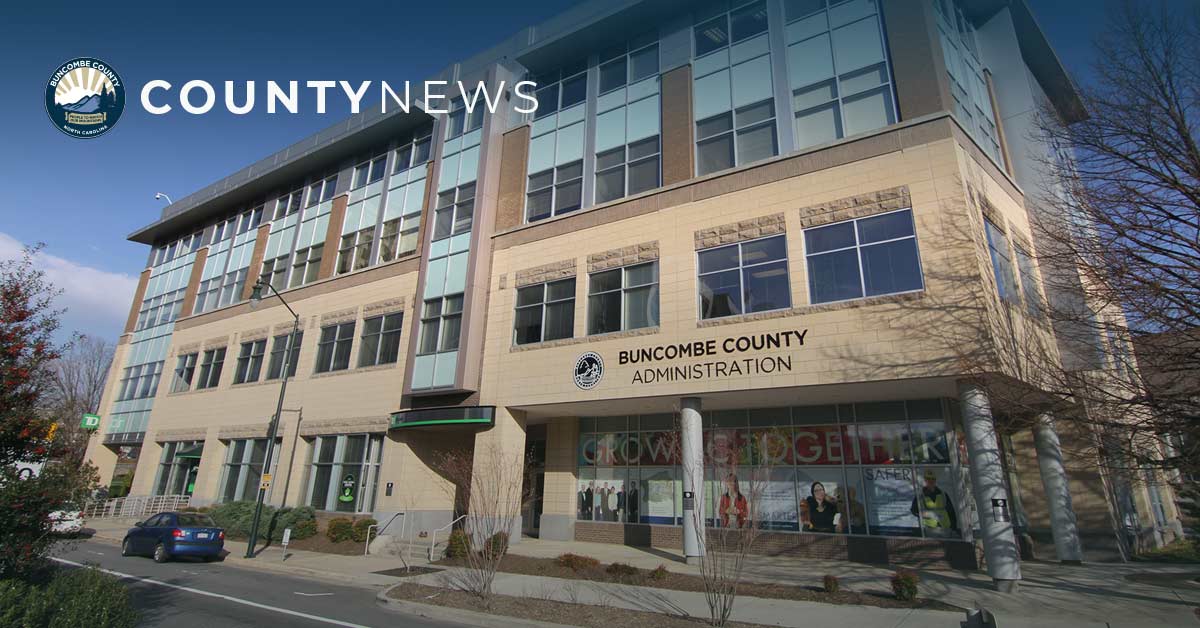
[244,276,300,558]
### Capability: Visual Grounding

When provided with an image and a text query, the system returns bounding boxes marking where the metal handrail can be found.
[81,494,191,519]
[429,514,466,561]
[365,512,405,556]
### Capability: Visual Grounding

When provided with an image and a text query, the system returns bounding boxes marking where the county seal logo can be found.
[574,352,604,390]
[45,57,125,139]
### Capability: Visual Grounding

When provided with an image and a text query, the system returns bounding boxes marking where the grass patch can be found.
[1137,539,1200,563]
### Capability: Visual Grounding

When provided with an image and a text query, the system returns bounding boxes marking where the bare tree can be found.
[433,441,531,605]
[682,426,769,627]
[1027,0,1200,480]
[43,334,114,465]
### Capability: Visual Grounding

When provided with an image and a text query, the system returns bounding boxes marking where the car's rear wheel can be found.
[153,543,169,563]
[121,539,133,557]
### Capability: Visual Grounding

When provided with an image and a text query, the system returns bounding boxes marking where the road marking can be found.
[88,551,105,556]
[294,592,335,597]
[51,558,372,628]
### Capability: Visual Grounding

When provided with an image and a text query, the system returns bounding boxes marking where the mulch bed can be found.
[236,534,364,556]
[387,581,773,628]
[433,554,959,612]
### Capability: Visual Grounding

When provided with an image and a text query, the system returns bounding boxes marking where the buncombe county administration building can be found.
[84,0,1184,590]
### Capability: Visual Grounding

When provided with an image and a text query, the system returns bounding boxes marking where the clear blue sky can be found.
[0,0,1169,343]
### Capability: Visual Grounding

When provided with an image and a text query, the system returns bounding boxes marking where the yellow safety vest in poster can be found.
[921,491,952,528]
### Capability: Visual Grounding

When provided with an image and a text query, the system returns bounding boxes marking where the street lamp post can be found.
[244,276,301,559]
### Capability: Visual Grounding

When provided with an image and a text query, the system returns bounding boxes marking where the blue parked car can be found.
[122,511,225,563]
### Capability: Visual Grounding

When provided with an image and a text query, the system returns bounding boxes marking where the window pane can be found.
[561,74,587,108]
[516,285,544,307]
[625,262,657,287]
[589,292,622,335]
[699,244,740,273]
[695,16,729,56]
[628,156,659,195]
[805,221,856,253]
[630,45,659,82]
[699,269,742,319]
[555,180,582,214]
[544,301,575,341]
[697,134,735,175]
[731,1,769,42]
[359,333,380,367]
[737,123,778,164]
[514,306,543,345]
[625,284,659,329]
[857,210,914,244]
[741,235,788,264]
[595,169,625,204]
[795,103,841,149]
[861,239,922,297]
[527,189,552,222]
[808,249,863,303]
[842,87,893,137]
[736,99,775,128]
[440,315,462,351]
[599,59,627,93]
[590,269,621,294]
[784,0,826,21]
[697,112,733,140]
[743,260,791,312]
[433,207,453,240]
[596,147,625,171]
[419,319,441,354]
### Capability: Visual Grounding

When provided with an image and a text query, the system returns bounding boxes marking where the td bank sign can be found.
[575,329,809,388]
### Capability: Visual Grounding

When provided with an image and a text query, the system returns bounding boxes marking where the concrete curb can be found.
[375,583,577,628]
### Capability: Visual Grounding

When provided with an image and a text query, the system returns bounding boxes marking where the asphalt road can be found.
[51,539,468,628]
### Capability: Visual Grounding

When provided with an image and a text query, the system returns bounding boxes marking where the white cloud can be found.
[0,232,138,342]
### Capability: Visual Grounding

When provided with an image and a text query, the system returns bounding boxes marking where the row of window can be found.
[134,288,186,332]
[116,361,165,402]
[513,209,925,345]
[150,206,264,268]
[168,313,405,394]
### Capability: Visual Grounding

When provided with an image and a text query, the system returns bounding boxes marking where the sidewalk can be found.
[503,537,1200,628]
[83,518,1200,627]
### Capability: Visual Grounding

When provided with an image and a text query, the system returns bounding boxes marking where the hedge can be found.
[207,501,316,541]
[0,567,138,628]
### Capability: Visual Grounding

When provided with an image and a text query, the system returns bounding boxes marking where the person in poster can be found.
[836,484,866,533]
[802,481,840,533]
[607,484,620,521]
[718,473,749,528]
[910,469,958,535]
[628,484,640,522]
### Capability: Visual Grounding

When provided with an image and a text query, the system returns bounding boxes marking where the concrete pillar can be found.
[680,397,705,564]
[1032,413,1084,564]
[958,381,1022,591]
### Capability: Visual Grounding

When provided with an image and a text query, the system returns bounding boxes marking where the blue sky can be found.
[0,0,1167,343]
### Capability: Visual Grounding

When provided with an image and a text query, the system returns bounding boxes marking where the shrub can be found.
[649,564,670,581]
[556,553,600,571]
[822,574,840,593]
[890,569,919,601]
[486,531,509,558]
[605,562,640,581]
[325,517,355,543]
[269,506,317,542]
[352,518,378,543]
[0,567,138,628]
[291,519,318,540]
[207,500,261,539]
[446,529,470,558]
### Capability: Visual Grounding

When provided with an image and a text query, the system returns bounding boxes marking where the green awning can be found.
[175,444,204,459]
[390,406,495,430]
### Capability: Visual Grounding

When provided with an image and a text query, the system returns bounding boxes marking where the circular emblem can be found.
[45,57,125,139]
[574,352,604,390]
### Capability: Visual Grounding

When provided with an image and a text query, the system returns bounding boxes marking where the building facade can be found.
[84,0,1183,587]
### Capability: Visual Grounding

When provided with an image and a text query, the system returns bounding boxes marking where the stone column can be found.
[1032,412,1084,564]
[680,397,705,564]
[958,381,1022,591]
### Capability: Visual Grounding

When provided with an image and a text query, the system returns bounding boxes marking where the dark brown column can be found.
[413,165,439,257]
[317,194,349,281]
[881,0,954,121]
[178,247,208,318]
[494,125,531,233]
[240,224,272,300]
[123,269,152,334]
[660,64,695,186]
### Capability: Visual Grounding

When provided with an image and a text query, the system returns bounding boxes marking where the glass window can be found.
[595,136,661,205]
[588,262,659,334]
[220,438,281,503]
[514,278,576,345]
[314,322,355,373]
[434,183,476,240]
[336,227,375,275]
[418,295,463,355]
[305,434,384,512]
[527,161,583,222]
[233,339,267,385]
[805,209,923,304]
[697,99,777,176]
[1013,245,1043,317]
[698,234,791,319]
[290,244,323,288]
[171,353,197,393]
[195,347,225,390]
[265,331,302,380]
[358,312,404,367]
[984,218,1019,305]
